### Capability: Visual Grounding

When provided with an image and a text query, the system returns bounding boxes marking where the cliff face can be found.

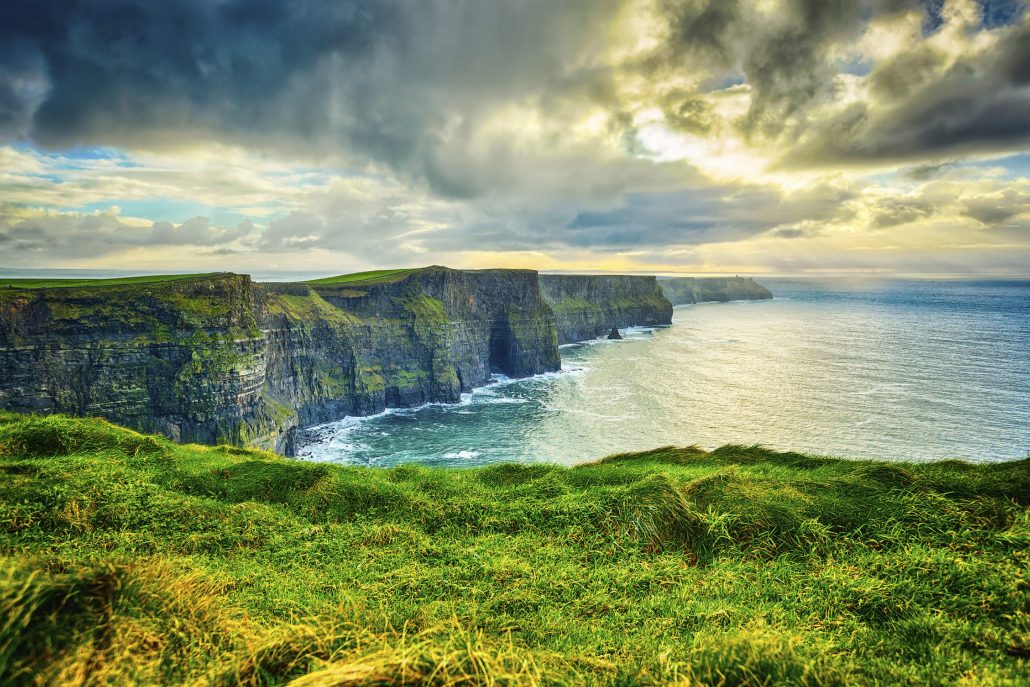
[260,267,559,444]
[658,277,773,305]
[0,268,560,455]
[0,268,772,455]
[0,274,283,450]
[538,275,673,345]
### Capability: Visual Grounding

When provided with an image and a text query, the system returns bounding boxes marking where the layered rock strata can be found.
[0,273,280,449]
[0,268,559,455]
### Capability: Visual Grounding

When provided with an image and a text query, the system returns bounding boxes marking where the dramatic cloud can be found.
[0,0,628,197]
[0,204,258,260]
[0,0,1028,273]
[784,12,1030,165]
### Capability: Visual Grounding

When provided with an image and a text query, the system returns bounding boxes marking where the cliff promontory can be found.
[539,275,673,344]
[261,267,560,446]
[658,276,773,305]
[0,273,277,448]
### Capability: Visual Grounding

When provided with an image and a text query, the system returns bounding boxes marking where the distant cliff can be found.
[539,275,673,345]
[658,277,773,305]
[261,267,560,449]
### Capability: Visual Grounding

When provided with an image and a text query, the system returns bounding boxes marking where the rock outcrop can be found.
[658,277,773,305]
[538,275,673,345]
[260,267,560,449]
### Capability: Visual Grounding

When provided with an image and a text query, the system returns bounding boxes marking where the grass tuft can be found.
[610,473,705,552]
[0,415,163,459]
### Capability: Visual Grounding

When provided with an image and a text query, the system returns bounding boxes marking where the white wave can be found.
[443,450,481,459]
[298,437,370,461]
[298,363,589,459]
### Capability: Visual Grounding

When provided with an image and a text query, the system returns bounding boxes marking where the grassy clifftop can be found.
[1,413,1027,686]
[0,273,221,293]
[306,269,415,287]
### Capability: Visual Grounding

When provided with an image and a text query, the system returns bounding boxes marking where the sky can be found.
[1,0,1029,276]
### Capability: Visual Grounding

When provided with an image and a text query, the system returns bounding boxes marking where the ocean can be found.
[298,278,1030,466]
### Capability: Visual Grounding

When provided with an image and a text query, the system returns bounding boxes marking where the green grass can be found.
[0,273,219,291]
[0,413,1027,686]
[307,269,415,286]
[264,290,363,326]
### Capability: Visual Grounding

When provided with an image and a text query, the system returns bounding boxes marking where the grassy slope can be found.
[0,414,1027,686]
[307,269,415,286]
[0,268,413,292]
[0,273,219,291]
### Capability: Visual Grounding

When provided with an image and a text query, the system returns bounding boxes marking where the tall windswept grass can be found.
[1,414,1027,685]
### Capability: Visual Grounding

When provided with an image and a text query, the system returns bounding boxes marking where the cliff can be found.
[0,273,281,449]
[0,268,559,455]
[0,269,772,455]
[538,274,673,345]
[658,276,773,305]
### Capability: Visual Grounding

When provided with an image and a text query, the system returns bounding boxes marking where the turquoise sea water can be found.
[299,278,1030,466]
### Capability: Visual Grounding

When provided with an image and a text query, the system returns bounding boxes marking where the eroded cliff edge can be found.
[260,267,560,451]
[0,273,276,448]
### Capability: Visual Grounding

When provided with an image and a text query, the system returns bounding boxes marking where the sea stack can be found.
[607,327,622,340]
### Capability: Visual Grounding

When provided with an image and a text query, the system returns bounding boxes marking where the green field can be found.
[0,273,219,291]
[307,269,415,286]
[0,413,1026,685]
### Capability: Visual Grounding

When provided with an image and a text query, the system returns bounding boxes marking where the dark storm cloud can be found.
[565,190,784,246]
[0,0,400,147]
[904,161,955,180]
[0,0,620,196]
[960,189,1030,224]
[237,183,838,258]
[738,0,869,137]
[783,17,1030,166]
[646,1,1030,166]
[871,198,934,227]
[422,182,856,255]
[3,0,1028,191]
[649,0,928,139]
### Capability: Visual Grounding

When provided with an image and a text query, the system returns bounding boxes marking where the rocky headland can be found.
[538,274,673,345]
[658,276,773,305]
